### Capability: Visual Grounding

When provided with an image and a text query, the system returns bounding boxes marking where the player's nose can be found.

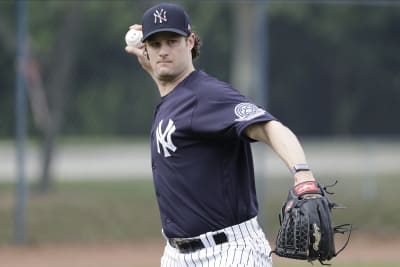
[158,41,170,56]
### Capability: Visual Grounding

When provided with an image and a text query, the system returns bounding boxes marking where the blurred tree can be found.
[0,1,18,137]
[0,1,84,192]
[33,1,83,192]
[268,3,400,135]
[230,3,257,97]
[1,1,400,142]
[66,0,155,136]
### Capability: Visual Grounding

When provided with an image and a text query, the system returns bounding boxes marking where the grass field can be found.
[1,176,400,242]
[0,179,161,243]
[1,177,399,266]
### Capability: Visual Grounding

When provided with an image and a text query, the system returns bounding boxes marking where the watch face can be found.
[292,164,310,174]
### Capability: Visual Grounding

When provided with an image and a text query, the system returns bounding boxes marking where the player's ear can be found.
[187,33,196,49]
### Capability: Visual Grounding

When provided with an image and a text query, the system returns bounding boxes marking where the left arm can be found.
[245,120,315,185]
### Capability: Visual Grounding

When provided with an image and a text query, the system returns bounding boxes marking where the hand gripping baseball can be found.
[124,24,153,75]
[125,28,144,48]
[271,181,352,265]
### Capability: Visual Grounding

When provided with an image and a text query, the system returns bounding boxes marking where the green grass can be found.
[0,179,161,244]
[1,176,399,245]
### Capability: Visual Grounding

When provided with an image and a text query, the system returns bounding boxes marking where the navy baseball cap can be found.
[141,3,191,41]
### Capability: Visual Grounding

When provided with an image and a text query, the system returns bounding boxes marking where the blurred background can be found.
[1,0,400,267]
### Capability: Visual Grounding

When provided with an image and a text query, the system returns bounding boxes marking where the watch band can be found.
[291,163,311,175]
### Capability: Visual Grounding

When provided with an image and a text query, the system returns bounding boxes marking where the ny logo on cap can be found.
[154,9,167,24]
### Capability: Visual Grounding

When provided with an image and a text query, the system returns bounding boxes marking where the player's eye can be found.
[167,39,179,46]
[148,41,161,48]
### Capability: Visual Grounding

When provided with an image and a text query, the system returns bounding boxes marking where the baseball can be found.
[125,28,143,48]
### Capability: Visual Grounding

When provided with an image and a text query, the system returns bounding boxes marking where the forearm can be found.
[245,120,315,184]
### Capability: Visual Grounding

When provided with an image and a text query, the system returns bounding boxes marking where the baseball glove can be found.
[271,181,352,265]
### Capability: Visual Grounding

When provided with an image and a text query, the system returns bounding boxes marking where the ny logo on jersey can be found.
[156,119,177,157]
[153,9,167,24]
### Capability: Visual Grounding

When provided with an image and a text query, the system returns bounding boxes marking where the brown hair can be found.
[191,33,201,60]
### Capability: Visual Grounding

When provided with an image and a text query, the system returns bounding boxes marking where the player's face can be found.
[145,32,194,82]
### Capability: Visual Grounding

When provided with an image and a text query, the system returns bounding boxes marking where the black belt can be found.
[168,232,228,254]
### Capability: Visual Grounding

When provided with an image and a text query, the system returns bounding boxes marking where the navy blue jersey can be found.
[150,70,276,238]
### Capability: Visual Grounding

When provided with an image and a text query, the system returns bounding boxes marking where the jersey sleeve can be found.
[191,80,277,141]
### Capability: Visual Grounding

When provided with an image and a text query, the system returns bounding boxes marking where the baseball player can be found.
[125,3,315,267]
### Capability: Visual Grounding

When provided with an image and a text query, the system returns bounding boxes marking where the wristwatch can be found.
[291,163,311,175]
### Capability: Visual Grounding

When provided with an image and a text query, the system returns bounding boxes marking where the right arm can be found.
[124,24,154,77]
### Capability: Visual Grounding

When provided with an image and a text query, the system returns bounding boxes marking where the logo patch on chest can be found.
[156,119,177,157]
[234,103,266,121]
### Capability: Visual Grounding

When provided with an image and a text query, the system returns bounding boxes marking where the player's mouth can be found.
[157,60,172,65]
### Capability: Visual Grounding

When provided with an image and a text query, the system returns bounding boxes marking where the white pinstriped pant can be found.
[160,217,273,267]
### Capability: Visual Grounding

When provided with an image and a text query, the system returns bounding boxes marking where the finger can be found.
[125,45,151,70]
[125,45,144,57]
[128,24,142,31]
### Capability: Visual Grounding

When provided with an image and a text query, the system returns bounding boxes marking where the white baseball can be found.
[125,29,143,48]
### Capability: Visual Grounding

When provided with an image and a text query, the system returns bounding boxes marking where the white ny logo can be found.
[156,119,177,157]
[153,9,167,24]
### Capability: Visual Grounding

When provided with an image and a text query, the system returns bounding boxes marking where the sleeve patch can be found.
[234,103,266,121]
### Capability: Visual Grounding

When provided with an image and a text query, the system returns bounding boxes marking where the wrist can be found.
[294,170,315,185]
[291,163,311,175]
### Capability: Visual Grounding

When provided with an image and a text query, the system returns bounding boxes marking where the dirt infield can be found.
[1,234,399,267]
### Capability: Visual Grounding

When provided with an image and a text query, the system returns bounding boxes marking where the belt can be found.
[168,232,228,254]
